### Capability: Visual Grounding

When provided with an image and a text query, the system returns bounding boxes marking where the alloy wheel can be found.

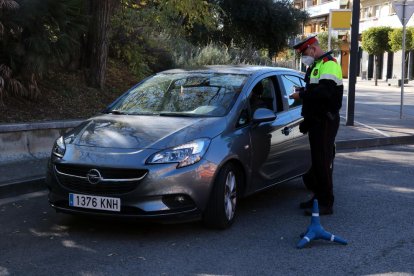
[224,171,237,220]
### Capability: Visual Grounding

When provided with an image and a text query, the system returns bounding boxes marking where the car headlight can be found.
[147,138,211,168]
[52,136,66,158]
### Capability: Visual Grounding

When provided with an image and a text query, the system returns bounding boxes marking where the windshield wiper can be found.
[159,112,202,117]
[107,110,127,115]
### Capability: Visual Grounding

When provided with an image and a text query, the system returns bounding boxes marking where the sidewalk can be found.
[1,79,413,199]
[337,79,414,148]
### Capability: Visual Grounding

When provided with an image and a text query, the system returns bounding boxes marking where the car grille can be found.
[54,164,148,195]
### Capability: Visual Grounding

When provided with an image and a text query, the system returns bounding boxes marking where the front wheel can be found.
[203,163,240,229]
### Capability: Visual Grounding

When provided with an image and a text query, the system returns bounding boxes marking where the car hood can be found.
[68,114,227,150]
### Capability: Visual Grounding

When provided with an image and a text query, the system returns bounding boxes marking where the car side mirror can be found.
[252,108,276,123]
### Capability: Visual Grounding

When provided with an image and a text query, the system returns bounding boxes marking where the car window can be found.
[280,74,304,109]
[236,108,249,128]
[249,77,277,115]
[108,73,248,117]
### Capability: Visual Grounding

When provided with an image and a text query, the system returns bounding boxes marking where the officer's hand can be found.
[289,92,300,100]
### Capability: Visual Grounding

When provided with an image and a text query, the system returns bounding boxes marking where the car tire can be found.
[203,163,240,229]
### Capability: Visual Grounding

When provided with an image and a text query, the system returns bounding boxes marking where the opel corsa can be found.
[46,65,311,229]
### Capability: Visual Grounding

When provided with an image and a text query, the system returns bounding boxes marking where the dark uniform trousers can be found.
[303,113,339,207]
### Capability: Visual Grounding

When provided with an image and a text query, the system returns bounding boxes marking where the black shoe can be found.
[304,205,333,216]
[299,197,315,209]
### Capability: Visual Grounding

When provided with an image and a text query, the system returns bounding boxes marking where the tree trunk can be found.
[85,0,118,89]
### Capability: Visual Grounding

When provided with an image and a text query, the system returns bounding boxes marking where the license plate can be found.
[69,193,121,212]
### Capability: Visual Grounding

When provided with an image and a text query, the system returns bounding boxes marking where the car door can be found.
[277,73,311,176]
[247,74,301,194]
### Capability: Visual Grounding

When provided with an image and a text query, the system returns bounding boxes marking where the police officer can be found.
[290,35,343,215]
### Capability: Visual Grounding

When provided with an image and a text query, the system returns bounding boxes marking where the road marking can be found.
[339,115,390,137]
[0,191,47,206]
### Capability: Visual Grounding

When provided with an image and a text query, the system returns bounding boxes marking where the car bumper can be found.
[46,156,218,221]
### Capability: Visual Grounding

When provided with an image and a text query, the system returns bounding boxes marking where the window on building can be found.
[294,0,303,9]
[384,3,395,16]
[372,5,380,17]
[295,2,303,9]
[312,0,318,6]
[363,7,370,18]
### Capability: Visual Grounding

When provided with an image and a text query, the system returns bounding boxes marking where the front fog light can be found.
[52,136,66,158]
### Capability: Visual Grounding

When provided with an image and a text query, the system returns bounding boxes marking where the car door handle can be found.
[282,127,292,136]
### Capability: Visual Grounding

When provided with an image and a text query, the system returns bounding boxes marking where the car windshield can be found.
[107,72,248,117]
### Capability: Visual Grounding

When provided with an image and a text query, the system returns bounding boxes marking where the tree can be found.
[317,32,342,53]
[0,0,85,103]
[205,0,308,58]
[0,0,22,104]
[389,27,413,52]
[388,27,414,80]
[108,0,219,79]
[83,0,218,88]
[82,0,119,89]
[361,27,392,86]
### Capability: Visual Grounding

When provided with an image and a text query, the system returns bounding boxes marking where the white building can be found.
[359,0,414,81]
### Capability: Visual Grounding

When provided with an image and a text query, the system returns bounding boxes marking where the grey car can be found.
[46,65,310,229]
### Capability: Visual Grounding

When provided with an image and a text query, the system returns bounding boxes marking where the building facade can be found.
[294,0,351,77]
[294,0,414,81]
[359,0,414,81]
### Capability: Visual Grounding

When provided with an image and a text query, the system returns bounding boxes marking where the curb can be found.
[0,176,46,200]
[336,135,414,150]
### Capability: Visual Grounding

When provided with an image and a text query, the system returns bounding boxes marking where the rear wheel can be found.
[203,163,240,229]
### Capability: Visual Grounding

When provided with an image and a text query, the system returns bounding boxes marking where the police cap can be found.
[293,35,318,54]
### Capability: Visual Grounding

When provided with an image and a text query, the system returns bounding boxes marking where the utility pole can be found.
[401,0,406,119]
[346,0,360,126]
[393,0,414,118]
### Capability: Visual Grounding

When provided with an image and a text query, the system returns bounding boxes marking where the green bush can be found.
[110,6,176,80]
[0,0,86,102]
[389,27,414,52]
[228,43,273,65]
[194,43,232,66]
[171,40,273,68]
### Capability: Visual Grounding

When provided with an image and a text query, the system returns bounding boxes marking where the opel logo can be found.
[87,169,102,184]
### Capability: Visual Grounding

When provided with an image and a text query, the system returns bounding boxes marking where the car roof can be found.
[159,65,298,76]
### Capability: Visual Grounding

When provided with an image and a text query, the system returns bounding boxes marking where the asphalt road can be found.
[351,87,414,134]
[1,145,414,276]
[341,81,414,137]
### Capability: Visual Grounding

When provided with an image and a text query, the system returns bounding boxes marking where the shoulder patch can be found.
[313,69,318,76]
